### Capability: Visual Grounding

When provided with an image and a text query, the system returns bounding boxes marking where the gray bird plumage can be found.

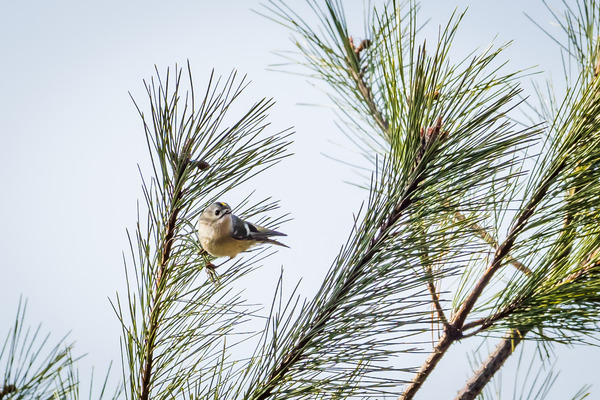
[197,202,288,259]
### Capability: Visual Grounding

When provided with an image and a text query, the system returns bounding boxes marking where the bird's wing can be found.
[230,215,287,241]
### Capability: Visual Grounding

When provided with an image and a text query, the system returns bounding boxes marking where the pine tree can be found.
[2,1,600,399]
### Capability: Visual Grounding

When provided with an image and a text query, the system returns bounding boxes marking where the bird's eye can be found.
[215,210,220,216]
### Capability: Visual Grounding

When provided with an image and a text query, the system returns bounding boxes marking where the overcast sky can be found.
[0,1,597,398]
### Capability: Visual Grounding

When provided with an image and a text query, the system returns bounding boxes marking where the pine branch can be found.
[346,36,389,134]
[249,119,444,400]
[119,65,292,400]
[456,203,600,399]
[139,153,190,400]
[452,163,564,329]
[461,176,589,335]
[425,268,448,326]
[0,298,76,400]
[454,329,526,400]
[400,160,565,400]
[458,258,600,398]
[452,211,531,276]
[456,211,600,400]
[266,1,600,398]
[344,26,532,281]
[456,256,599,399]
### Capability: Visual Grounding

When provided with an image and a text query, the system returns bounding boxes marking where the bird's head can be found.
[199,202,233,224]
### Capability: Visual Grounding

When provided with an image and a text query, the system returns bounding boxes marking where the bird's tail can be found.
[255,226,286,237]
[252,226,288,247]
[258,237,290,248]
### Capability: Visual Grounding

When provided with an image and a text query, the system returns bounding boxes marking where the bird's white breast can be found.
[198,214,253,258]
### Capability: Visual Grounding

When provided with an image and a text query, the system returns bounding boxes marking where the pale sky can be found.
[0,1,597,399]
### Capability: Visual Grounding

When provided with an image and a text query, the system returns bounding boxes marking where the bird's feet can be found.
[205,262,221,285]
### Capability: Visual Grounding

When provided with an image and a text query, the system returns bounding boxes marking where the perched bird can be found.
[197,202,288,260]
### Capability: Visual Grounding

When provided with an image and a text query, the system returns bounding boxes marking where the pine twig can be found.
[343,38,539,399]
[455,254,600,399]
[460,297,523,336]
[453,212,532,276]
[346,36,389,134]
[456,216,599,399]
[346,40,455,328]
[418,226,450,328]
[0,385,17,400]
[251,118,441,400]
[454,329,526,400]
[400,164,565,400]
[139,152,191,400]
[426,271,449,326]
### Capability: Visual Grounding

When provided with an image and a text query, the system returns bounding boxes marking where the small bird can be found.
[197,202,288,261]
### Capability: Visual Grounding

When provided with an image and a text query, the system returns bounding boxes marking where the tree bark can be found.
[454,330,525,400]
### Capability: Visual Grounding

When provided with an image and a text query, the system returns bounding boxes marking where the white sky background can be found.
[0,0,598,398]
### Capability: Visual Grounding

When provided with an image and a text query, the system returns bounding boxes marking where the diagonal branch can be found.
[400,161,567,400]
[461,186,589,336]
[454,329,526,400]
[454,188,597,399]
[250,119,441,400]
[455,253,600,400]
[347,34,531,279]
[345,29,552,400]
[451,164,564,330]
[453,212,532,276]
